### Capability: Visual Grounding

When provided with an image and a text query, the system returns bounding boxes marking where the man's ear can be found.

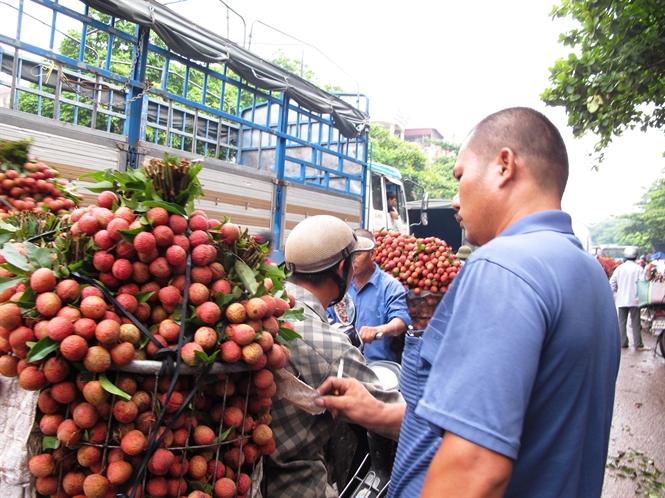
[496,147,517,187]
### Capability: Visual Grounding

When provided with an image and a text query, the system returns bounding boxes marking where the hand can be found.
[316,377,380,421]
[359,325,381,343]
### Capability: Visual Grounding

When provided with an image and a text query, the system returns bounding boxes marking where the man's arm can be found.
[359,317,407,343]
[609,268,619,292]
[316,376,406,436]
[421,432,513,498]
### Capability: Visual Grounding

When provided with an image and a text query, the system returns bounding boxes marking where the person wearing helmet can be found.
[263,215,403,498]
[610,246,648,350]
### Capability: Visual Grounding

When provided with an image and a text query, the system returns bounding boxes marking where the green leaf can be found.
[218,424,235,442]
[280,308,305,322]
[26,337,59,362]
[214,291,237,308]
[235,259,258,295]
[278,325,302,343]
[24,242,53,270]
[42,436,60,451]
[84,180,116,193]
[98,372,132,400]
[118,226,145,243]
[141,200,187,216]
[1,244,30,272]
[0,276,25,294]
[135,291,155,303]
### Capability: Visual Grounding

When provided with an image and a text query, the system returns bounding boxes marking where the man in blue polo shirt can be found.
[329,228,411,362]
[316,107,620,497]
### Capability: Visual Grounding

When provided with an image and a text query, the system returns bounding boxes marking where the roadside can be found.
[602,331,665,497]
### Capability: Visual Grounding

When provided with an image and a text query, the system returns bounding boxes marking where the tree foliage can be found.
[368,125,459,201]
[622,174,665,252]
[541,0,665,162]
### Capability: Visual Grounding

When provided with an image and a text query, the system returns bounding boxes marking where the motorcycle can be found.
[330,295,401,498]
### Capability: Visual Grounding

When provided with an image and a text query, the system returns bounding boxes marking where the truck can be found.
[407,199,466,251]
[0,0,416,262]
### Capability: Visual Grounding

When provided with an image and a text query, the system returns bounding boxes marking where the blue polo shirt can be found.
[389,210,620,497]
[329,264,411,362]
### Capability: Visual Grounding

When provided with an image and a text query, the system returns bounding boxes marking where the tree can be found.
[368,125,459,200]
[541,0,665,162]
[622,174,665,252]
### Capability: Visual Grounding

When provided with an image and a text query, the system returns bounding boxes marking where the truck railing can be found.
[0,0,368,198]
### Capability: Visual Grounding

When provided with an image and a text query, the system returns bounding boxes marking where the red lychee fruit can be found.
[35,292,62,317]
[81,286,103,299]
[273,297,290,317]
[107,460,132,486]
[83,345,112,373]
[262,316,280,337]
[39,413,65,436]
[192,425,216,446]
[257,330,274,352]
[188,454,207,479]
[245,297,268,320]
[158,319,181,343]
[0,303,22,330]
[253,368,274,390]
[165,244,187,266]
[111,258,133,281]
[111,342,135,367]
[147,207,169,227]
[191,265,212,285]
[78,214,100,236]
[208,218,222,229]
[149,257,172,279]
[220,223,240,245]
[188,230,210,247]
[153,225,175,247]
[260,437,276,455]
[57,419,82,447]
[173,234,190,251]
[266,344,287,369]
[37,388,62,414]
[197,301,221,325]
[72,402,99,429]
[45,316,73,342]
[222,447,244,469]
[133,230,157,254]
[237,472,252,495]
[0,355,19,377]
[192,244,214,266]
[116,293,138,314]
[252,423,273,446]
[77,444,102,467]
[42,356,70,383]
[113,400,139,424]
[28,453,55,477]
[158,285,181,309]
[188,214,208,231]
[168,214,188,234]
[35,475,58,495]
[62,470,86,496]
[18,365,47,391]
[30,268,56,293]
[181,342,204,366]
[95,319,120,344]
[115,239,137,259]
[73,317,96,341]
[187,283,210,307]
[148,448,175,476]
[54,279,80,303]
[80,295,107,320]
[214,477,237,498]
[222,406,244,429]
[99,271,121,289]
[228,323,256,346]
[93,230,114,251]
[146,334,168,358]
[106,217,130,241]
[82,380,110,405]
[242,342,264,365]
[9,325,34,350]
[97,191,118,209]
[220,341,242,363]
[51,380,77,403]
[225,302,246,323]
[83,473,109,498]
[121,429,147,455]
[194,326,217,350]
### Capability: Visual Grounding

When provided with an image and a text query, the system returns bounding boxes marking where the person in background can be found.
[386,192,403,232]
[328,228,411,363]
[264,215,402,497]
[316,107,620,497]
[455,245,472,264]
[610,246,648,350]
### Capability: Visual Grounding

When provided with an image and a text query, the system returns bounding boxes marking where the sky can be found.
[162,0,665,228]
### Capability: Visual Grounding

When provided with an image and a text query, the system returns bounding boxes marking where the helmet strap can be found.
[329,256,353,306]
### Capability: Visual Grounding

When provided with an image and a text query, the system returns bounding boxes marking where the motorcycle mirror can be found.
[333,293,356,326]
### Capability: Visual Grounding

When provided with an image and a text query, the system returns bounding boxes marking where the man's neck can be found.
[291,281,337,309]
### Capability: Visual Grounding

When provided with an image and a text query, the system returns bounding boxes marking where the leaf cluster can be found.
[541,0,665,162]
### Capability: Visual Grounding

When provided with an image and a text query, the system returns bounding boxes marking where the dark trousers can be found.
[618,306,643,347]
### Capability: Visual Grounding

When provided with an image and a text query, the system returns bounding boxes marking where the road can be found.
[602,330,665,497]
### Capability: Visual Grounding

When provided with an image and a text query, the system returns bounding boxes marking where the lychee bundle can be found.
[0,139,81,218]
[0,157,301,497]
[372,230,463,329]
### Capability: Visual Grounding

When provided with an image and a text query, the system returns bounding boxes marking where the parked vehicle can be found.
[407,199,467,251]
[0,0,420,261]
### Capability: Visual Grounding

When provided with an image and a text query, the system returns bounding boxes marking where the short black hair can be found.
[466,107,569,196]
[387,192,397,200]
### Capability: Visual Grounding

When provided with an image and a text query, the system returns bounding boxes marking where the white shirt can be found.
[610,260,645,307]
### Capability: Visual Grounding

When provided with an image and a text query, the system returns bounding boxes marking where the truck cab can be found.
[366,163,409,234]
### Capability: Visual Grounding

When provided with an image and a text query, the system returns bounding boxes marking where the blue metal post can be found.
[125,25,150,164]
[272,95,290,257]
